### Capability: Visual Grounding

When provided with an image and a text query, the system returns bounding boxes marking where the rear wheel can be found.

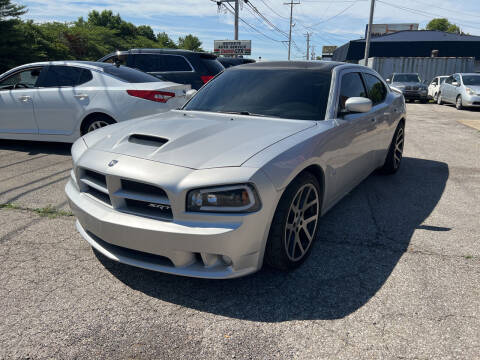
[456,95,464,110]
[265,172,321,270]
[381,121,405,174]
[81,115,115,135]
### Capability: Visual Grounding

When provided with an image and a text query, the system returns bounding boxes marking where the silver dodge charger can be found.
[66,61,406,279]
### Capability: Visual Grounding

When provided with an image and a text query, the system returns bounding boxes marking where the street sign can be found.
[214,40,252,56]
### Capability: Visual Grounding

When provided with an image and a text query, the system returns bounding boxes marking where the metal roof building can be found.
[332,30,480,63]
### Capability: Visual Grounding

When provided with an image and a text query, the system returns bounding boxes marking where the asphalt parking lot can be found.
[0,103,479,359]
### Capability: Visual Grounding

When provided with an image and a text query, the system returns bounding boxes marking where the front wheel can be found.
[265,172,321,270]
[81,115,115,135]
[381,121,405,175]
[456,95,464,110]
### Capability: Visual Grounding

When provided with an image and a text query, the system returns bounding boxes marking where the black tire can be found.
[437,93,444,105]
[381,121,405,175]
[420,99,428,104]
[81,114,115,135]
[456,95,464,110]
[264,172,321,270]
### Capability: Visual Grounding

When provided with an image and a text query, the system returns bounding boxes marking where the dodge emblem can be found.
[108,160,118,167]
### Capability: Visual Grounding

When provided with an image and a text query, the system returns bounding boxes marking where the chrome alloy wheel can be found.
[87,120,110,133]
[393,126,404,169]
[284,183,319,261]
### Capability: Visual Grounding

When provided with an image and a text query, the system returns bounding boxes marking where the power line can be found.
[256,0,290,20]
[305,0,360,29]
[244,1,289,37]
[223,2,285,42]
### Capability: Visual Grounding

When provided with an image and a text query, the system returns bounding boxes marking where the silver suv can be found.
[437,73,480,110]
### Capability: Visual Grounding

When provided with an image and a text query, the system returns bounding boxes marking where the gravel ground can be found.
[0,103,479,359]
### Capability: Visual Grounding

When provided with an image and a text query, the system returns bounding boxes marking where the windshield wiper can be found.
[219,111,280,118]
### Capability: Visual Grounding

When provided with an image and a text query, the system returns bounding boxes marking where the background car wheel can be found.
[381,121,405,175]
[420,99,428,104]
[437,93,444,105]
[456,96,464,110]
[81,115,115,135]
[265,172,321,270]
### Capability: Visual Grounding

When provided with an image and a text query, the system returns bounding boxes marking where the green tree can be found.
[157,32,177,48]
[0,0,26,19]
[426,18,461,34]
[178,34,202,51]
[137,25,155,41]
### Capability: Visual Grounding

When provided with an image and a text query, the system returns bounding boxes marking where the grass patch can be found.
[463,255,473,260]
[0,203,73,218]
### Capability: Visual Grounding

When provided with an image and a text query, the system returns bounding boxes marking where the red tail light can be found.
[126,90,175,103]
[201,75,214,84]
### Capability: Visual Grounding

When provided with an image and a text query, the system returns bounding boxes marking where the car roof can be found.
[12,61,114,71]
[231,60,345,72]
[393,73,419,75]
[116,48,213,56]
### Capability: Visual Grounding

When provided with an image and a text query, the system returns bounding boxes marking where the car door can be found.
[441,76,453,102]
[33,65,93,136]
[428,78,438,98]
[362,72,391,167]
[452,74,462,100]
[0,67,42,134]
[330,70,377,199]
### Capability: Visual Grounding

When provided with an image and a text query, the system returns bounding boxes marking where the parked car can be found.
[66,61,406,279]
[437,73,480,110]
[428,75,449,102]
[0,61,189,142]
[99,49,224,90]
[386,73,428,103]
[217,57,256,69]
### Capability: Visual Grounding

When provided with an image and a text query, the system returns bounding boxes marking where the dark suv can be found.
[99,49,224,90]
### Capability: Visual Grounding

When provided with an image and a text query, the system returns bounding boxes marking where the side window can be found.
[445,76,453,84]
[338,72,367,113]
[0,68,42,90]
[431,79,438,86]
[453,74,461,84]
[37,66,91,87]
[363,73,387,105]
[162,55,191,71]
[132,54,159,72]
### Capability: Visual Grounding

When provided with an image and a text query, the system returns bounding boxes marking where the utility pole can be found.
[305,32,311,60]
[364,0,375,67]
[311,45,315,60]
[234,0,239,40]
[284,1,300,60]
[216,0,240,40]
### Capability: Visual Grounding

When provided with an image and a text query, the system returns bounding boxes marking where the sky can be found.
[20,0,480,60]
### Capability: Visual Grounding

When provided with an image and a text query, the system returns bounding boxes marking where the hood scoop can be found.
[128,134,168,148]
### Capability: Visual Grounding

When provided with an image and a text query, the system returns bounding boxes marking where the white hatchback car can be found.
[0,61,190,142]
[427,75,448,102]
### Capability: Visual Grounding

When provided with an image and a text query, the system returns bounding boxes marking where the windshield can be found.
[393,74,420,83]
[462,75,480,86]
[439,77,447,84]
[183,68,332,120]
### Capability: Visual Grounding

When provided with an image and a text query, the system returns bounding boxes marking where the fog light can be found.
[222,255,232,266]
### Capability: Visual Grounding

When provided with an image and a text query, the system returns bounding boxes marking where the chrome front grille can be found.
[77,168,172,220]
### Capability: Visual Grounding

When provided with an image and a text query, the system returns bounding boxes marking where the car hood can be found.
[391,81,424,87]
[84,110,315,169]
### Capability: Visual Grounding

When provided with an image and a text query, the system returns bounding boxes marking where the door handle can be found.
[74,94,88,100]
[370,117,377,122]
[18,95,31,102]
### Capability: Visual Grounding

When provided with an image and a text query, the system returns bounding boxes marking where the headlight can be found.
[466,87,475,95]
[186,184,261,213]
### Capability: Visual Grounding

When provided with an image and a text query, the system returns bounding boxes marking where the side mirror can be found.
[345,97,372,113]
[185,89,197,101]
[386,78,391,84]
[452,81,459,87]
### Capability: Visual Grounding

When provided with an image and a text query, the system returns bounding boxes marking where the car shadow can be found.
[96,157,448,322]
[0,139,71,156]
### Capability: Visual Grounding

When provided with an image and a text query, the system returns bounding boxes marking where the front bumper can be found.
[462,94,480,107]
[65,153,279,279]
[402,90,428,100]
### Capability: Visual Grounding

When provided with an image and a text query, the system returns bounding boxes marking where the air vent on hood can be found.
[128,134,168,147]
